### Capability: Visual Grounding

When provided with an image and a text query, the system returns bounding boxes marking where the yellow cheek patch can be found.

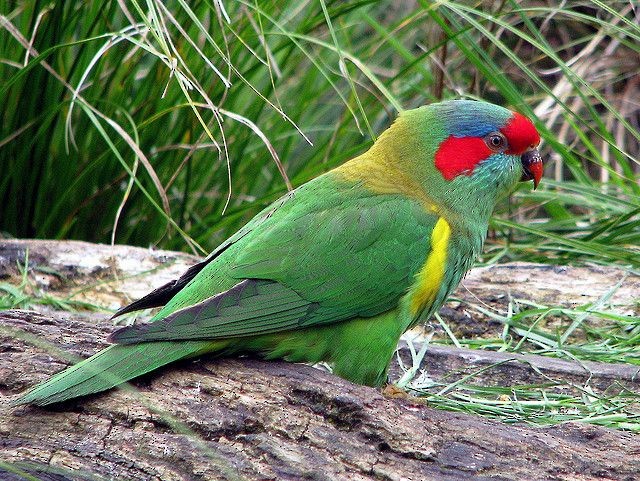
[410,217,451,315]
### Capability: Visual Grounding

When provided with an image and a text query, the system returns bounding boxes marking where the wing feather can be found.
[109,279,316,343]
[111,191,297,318]
[109,177,439,344]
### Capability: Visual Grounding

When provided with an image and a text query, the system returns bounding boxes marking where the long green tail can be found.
[14,341,216,406]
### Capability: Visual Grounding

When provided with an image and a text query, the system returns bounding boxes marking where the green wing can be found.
[110,190,297,318]
[110,176,437,344]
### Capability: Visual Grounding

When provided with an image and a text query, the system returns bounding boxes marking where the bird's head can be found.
[357,99,542,221]
[429,99,543,192]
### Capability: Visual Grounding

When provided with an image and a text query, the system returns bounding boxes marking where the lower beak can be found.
[521,148,543,189]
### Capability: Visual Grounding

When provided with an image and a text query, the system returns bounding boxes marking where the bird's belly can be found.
[226,308,405,386]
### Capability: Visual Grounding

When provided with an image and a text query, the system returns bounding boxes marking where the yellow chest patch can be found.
[410,217,451,315]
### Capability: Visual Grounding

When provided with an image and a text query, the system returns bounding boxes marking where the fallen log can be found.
[2,310,640,481]
[393,342,640,394]
[0,240,638,480]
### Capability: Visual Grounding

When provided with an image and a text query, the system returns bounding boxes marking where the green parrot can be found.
[15,99,542,406]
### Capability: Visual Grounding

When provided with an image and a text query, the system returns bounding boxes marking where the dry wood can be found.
[0,240,638,480]
[2,310,640,481]
[394,342,640,394]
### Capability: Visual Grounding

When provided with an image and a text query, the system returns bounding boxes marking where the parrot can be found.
[15,99,543,406]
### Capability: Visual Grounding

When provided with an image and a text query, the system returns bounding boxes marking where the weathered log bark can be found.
[0,240,638,481]
[393,341,640,394]
[2,310,640,481]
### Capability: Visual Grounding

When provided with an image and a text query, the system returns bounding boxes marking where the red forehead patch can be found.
[501,112,540,155]
[434,136,491,181]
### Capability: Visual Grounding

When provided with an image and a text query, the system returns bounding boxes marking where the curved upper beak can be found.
[521,148,543,189]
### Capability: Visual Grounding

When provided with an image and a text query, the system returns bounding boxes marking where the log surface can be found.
[2,310,640,481]
[0,240,638,481]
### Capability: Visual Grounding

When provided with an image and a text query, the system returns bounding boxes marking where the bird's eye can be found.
[485,132,507,152]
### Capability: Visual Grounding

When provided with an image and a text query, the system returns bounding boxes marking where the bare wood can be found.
[0,240,639,480]
[2,310,640,481]
[461,262,639,310]
[393,342,640,393]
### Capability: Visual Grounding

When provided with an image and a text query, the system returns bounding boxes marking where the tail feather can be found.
[14,341,216,406]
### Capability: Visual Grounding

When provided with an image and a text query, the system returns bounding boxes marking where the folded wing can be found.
[109,180,438,345]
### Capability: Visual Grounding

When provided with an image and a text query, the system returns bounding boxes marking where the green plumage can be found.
[16,100,540,405]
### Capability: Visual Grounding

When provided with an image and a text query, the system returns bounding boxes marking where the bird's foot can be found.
[381,383,409,398]
[381,384,426,405]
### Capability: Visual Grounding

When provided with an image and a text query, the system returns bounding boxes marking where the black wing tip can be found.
[110,287,176,319]
[110,304,137,320]
[110,253,219,320]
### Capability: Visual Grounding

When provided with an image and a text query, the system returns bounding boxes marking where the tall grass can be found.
[1,1,639,428]
[2,1,637,261]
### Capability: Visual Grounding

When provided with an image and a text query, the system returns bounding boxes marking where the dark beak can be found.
[521,148,543,189]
